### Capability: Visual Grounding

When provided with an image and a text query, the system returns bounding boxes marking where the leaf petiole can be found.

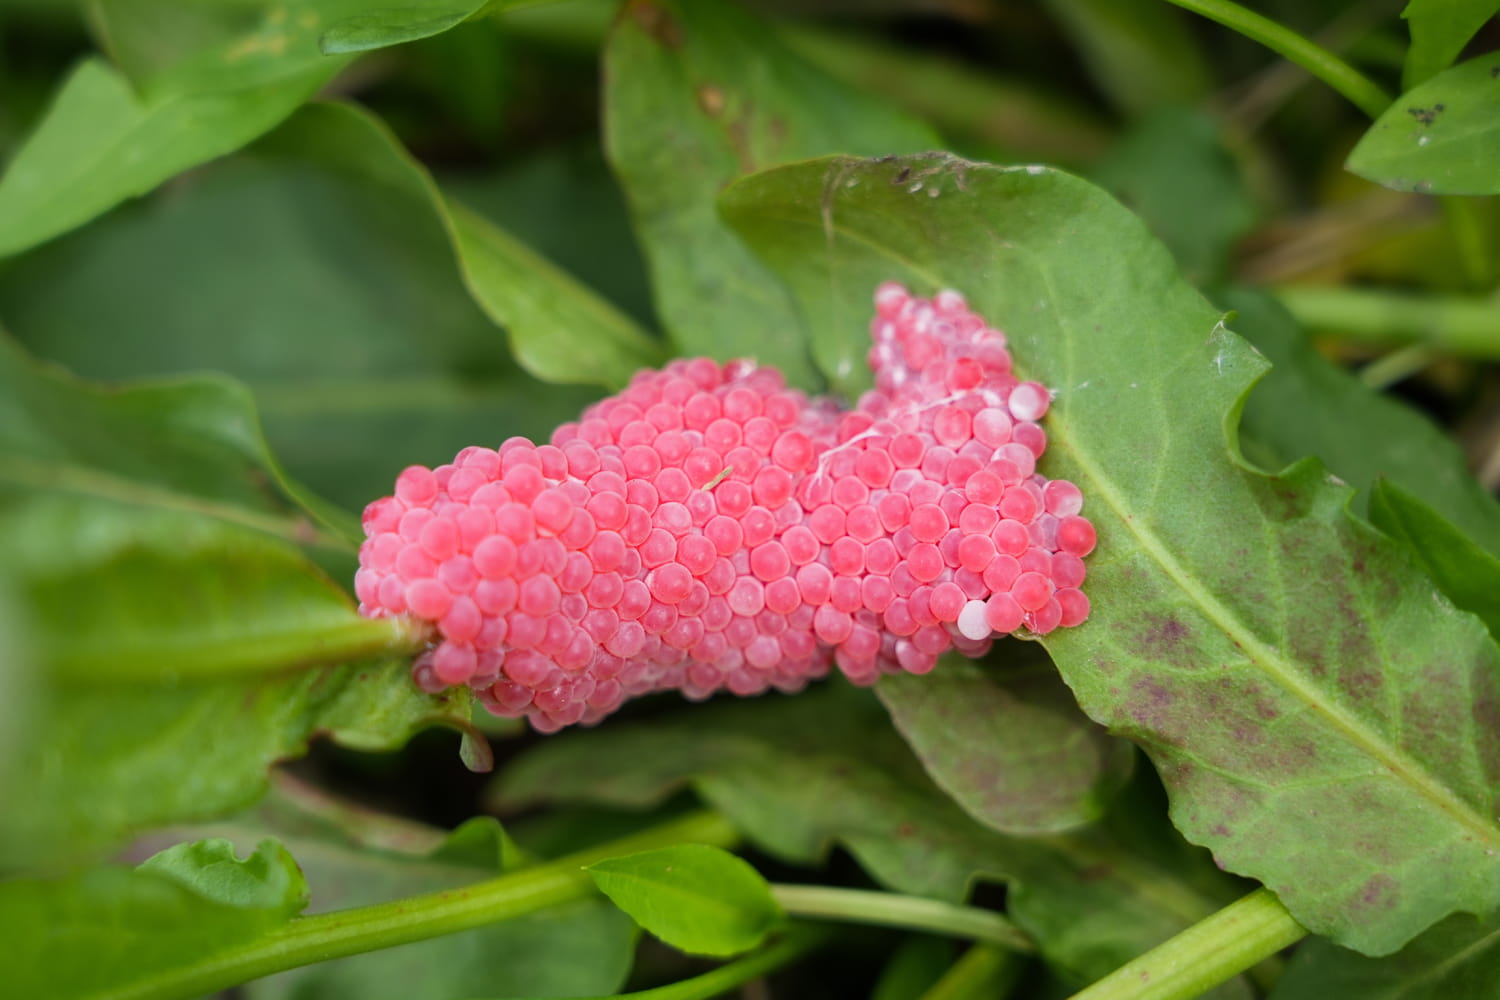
[770,884,1032,952]
[1065,887,1307,1000]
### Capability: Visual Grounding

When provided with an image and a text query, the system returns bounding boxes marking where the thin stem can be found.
[104,810,740,1000]
[1066,888,1307,1000]
[918,943,1028,1000]
[1159,0,1390,118]
[1441,197,1493,290]
[1359,344,1438,390]
[770,884,1033,952]
[587,924,835,1000]
[1274,285,1500,357]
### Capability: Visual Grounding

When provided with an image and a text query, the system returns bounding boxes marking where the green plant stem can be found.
[1274,285,1500,356]
[1359,345,1438,390]
[918,943,1028,1000]
[1066,888,1307,1000]
[1441,197,1493,290]
[1159,0,1390,117]
[107,810,740,1000]
[770,884,1033,951]
[560,924,835,1000]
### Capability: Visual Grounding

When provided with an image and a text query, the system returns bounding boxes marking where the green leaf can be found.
[877,648,1134,835]
[1401,0,1500,88]
[0,101,616,511]
[158,783,637,1000]
[1272,910,1500,999]
[0,342,475,868]
[720,153,1500,954]
[1226,288,1500,556]
[0,838,310,1000]
[588,844,784,957]
[494,683,1254,992]
[1091,107,1257,286]
[1369,479,1500,641]
[321,1,491,54]
[0,26,347,257]
[603,0,937,392]
[1347,51,1500,196]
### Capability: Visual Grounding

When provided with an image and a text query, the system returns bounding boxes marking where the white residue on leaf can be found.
[1025,164,1046,175]
[1418,134,1431,146]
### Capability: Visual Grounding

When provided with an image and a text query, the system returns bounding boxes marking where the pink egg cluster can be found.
[356,284,1095,731]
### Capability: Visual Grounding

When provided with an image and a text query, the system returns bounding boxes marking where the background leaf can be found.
[1272,909,1500,999]
[876,647,1134,836]
[1369,479,1500,641]
[720,153,1500,954]
[0,838,310,1000]
[588,844,784,957]
[0,0,362,257]
[0,102,608,511]
[1225,289,1500,557]
[0,343,473,868]
[603,0,937,392]
[1347,51,1500,196]
[1401,0,1500,88]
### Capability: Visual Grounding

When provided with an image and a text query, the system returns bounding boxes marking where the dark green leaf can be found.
[877,648,1134,835]
[1091,107,1257,286]
[1272,910,1500,999]
[0,102,610,511]
[0,838,309,1000]
[1347,51,1500,196]
[494,683,1252,992]
[1227,288,1500,557]
[603,0,937,392]
[1369,479,1500,641]
[720,153,1500,954]
[1401,0,1500,87]
[588,844,784,957]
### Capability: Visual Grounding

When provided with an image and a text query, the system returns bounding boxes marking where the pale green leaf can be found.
[1402,0,1500,87]
[1348,51,1500,196]
[588,844,783,957]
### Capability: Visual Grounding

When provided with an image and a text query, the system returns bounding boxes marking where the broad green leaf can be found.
[0,23,348,258]
[720,153,1500,954]
[1092,107,1257,286]
[158,784,636,1000]
[1402,0,1500,87]
[0,102,609,511]
[494,683,1252,992]
[0,342,475,868]
[1226,288,1500,556]
[0,838,310,1000]
[603,0,937,392]
[877,648,1134,835]
[1369,479,1500,641]
[588,845,784,957]
[1040,0,1211,118]
[1347,51,1500,196]
[1272,910,1500,999]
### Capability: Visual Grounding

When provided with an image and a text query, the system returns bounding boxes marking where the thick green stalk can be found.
[104,810,740,1000]
[1066,888,1307,1000]
[1274,285,1500,357]
[1159,0,1390,117]
[770,884,1032,951]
